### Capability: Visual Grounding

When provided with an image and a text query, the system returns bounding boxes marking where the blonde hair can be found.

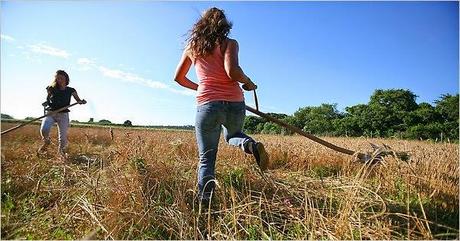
[48,70,69,89]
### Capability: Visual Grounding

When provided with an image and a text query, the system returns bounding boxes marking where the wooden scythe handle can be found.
[245,105,364,158]
[1,102,80,136]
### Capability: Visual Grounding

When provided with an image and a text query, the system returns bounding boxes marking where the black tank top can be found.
[47,86,75,112]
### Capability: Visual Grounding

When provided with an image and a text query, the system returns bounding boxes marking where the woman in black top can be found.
[38,70,86,159]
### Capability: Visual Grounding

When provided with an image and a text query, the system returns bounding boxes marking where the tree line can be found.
[243,89,459,141]
[1,115,194,131]
[1,89,457,140]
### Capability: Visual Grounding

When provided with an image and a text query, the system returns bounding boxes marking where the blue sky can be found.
[1,1,458,125]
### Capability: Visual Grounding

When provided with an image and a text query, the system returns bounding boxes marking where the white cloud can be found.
[76,57,97,71]
[168,88,196,96]
[98,65,168,88]
[77,57,96,66]
[20,50,43,64]
[97,65,194,96]
[1,34,15,42]
[28,43,70,58]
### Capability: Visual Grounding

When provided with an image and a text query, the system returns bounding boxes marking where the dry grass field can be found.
[1,122,458,240]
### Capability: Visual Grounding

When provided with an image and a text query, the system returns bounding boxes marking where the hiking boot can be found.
[199,198,211,211]
[197,197,221,218]
[59,149,69,161]
[251,142,269,171]
[37,142,50,154]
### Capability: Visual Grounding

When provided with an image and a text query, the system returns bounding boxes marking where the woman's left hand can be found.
[242,81,257,91]
[78,99,87,104]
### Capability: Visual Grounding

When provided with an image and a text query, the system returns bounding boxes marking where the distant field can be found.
[0,119,194,131]
[1,123,458,240]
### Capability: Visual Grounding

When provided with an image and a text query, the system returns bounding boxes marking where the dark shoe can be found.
[200,198,210,210]
[37,143,49,154]
[186,194,215,212]
[59,149,69,161]
[252,142,269,171]
[198,195,222,212]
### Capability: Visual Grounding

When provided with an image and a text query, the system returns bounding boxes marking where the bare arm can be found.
[224,39,257,90]
[174,49,199,91]
[72,90,87,104]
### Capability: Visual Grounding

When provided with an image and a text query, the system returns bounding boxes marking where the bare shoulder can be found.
[225,38,239,53]
[183,44,193,59]
[227,38,238,47]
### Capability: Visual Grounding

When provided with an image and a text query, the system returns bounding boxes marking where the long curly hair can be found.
[47,70,70,91]
[187,7,232,58]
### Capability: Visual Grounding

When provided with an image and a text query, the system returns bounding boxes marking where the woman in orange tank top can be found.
[174,7,269,204]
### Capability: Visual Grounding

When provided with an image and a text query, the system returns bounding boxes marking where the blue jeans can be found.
[195,101,254,200]
[40,112,69,152]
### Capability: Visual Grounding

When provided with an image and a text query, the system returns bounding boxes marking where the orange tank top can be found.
[193,43,244,105]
